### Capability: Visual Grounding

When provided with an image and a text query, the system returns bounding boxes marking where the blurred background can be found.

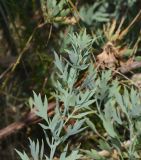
[0,0,140,159]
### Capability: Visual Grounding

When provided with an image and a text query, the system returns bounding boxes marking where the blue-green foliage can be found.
[79,0,138,26]
[16,29,141,159]
[41,0,70,22]
[16,30,96,160]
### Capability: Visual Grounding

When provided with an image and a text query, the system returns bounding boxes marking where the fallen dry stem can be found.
[0,102,55,141]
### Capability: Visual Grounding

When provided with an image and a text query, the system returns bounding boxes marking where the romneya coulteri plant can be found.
[0,0,140,159]
[15,1,141,157]
[16,29,141,160]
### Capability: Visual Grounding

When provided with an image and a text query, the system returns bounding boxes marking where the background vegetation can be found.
[0,0,141,159]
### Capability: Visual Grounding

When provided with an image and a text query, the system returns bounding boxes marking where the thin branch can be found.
[118,61,141,74]
[0,102,55,141]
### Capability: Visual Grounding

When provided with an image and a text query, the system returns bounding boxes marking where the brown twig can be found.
[0,102,55,141]
[118,61,141,74]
